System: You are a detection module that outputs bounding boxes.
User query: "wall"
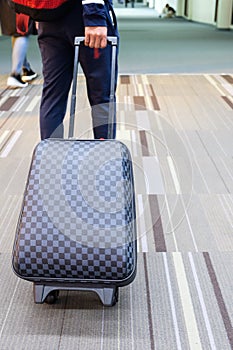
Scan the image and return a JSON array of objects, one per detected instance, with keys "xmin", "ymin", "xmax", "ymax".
[
  {"xmin": 189, "ymin": 0, "xmax": 216, "ymax": 24},
  {"xmin": 216, "ymin": 0, "xmax": 233, "ymax": 28},
  {"xmin": 176, "ymin": 0, "xmax": 184, "ymax": 16}
]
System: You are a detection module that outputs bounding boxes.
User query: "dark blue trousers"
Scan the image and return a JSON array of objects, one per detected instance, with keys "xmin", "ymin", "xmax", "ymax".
[{"xmin": 38, "ymin": 1, "xmax": 119, "ymax": 140}]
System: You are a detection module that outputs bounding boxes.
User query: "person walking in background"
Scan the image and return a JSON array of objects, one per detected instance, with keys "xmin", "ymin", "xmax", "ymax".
[
  {"xmin": 38, "ymin": 0, "xmax": 119, "ymax": 140},
  {"xmin": 124, "ymin": 0, "xmax": 135, "ymax": 8},
  {"xmin": 0, "ymin": 0, "xmax": 37, "ymax": 88}
]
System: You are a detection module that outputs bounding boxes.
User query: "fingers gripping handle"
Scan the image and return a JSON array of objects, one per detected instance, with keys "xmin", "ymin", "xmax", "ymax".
[
  {"xmin": 74, "ymin": 36, "xmax": 117, "ymax": 45},
  {"xmin": 68, "ymin": 36, "xmax": 118, "ymax": 139}
]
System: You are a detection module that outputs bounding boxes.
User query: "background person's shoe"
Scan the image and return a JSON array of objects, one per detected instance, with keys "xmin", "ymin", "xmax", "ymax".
[
  {"xmin": 7, "ymin": 74, "xmax": 28, "ymax": 88},
  {"xmin": 22, "ymin": 68, "xmax": 37, "ymax": 82}
]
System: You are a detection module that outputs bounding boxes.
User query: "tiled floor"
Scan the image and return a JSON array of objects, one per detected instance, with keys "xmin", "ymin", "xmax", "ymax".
[{"xmin": 0, "ymin": 73, "xmax": 233, "ymax": 349}]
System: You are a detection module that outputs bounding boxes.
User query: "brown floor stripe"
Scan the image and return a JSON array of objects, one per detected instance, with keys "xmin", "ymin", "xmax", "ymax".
[
  {"xmin": 139, "ymin": 130, "xmax": 150, "ymax": 156},
  {"xmin": 222, "ymin": 96, "xmax": 233, "ymax": 110},
  {"xmin": 222, "ymin": 75, "xmax": 233, "ymax": 84},
  {"xmin": 149, "ymin": 84, "xmax": 160, "ymax": 110},
  {"xmin": 120, "ymin": 75, "xmax": 130, "ymax": 84},
  {"xmin": 143, "ymin": 253, "xmax": 155, "ymax": 350},
  {"xmin": 0, "ymin": 96, "xmax": 19, "ymax": 111},
  {"xmin": 134, "ymin": 96, "xmax": 146, "ymax": 110},
  {"xmin": 149, "ymin": 195, "xmax": 166, "ymax": 252},
  {"xmin": 203, "ymin": 252, "xmax": 233, "ymax": 348}
]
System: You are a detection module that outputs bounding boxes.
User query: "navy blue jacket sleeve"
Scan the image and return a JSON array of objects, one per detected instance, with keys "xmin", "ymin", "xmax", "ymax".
[{"xmin": 82, "ymin": 0, "xmax": 107, "ymax": 27}]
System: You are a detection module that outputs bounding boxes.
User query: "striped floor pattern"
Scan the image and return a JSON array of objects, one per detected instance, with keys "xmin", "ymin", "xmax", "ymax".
[{"xmin": 0, "ymin": 73, "xmax": 232, "ymax": 350}]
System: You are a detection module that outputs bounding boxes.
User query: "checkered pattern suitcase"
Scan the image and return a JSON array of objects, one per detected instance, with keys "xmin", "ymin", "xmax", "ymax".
[{"xmin": 12, "ymin": 37, "xmax": 137, "ymax": 306}]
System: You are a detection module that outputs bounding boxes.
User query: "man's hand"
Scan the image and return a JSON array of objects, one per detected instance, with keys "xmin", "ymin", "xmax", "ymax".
[{"xmin": 85, "ymin": 26, "xmax": 107, "ymax": 49}]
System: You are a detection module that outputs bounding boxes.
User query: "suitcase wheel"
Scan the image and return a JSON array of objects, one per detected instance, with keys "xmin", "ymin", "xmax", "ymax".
[
  {"xmin": 45, "ymin": 290, "xmax": 59, "ymax": 304},
  {"xmin": 111, "ymin": 287, "xmax": 119, "ymax": 306}
]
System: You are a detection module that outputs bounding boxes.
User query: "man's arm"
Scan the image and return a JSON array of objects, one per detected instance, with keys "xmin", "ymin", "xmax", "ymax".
[
  {"xmin": 82, "ymin": 0, "xmax": 108, "ymax": 49},
  {"xmin": 85, "ymin": 26, "xmax": 107, "ymax": 48}
]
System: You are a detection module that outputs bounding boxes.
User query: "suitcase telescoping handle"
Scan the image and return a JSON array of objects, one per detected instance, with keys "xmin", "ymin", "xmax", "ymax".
[{"xmin": 69, "ymin": 36, "xmax": 118, "ymax": 139}]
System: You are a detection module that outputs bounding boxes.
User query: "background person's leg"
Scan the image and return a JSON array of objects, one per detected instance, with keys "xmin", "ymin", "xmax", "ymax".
[
  {"xmin": 7, "ymin": 36, "xmax": 29, "ymax": 88},
  {"xmin": 11, "ymin": 36, "xmax": 29, "ymax": 75}
]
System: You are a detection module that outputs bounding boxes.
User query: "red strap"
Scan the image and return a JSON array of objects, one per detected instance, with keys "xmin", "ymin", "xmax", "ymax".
[
  {"xmin": 94, "ymin": 48, "xmax": 100, "ymax": 59},
  {"xmin": 16, "ymin": 13, "xmax": 30, "ymax": 36}
]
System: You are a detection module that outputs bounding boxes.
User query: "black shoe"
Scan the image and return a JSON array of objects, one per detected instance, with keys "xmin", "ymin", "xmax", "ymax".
[
  {"xmin": 22, "ymin": 68, "xmax": 37, "ymax": 82},
  {"xmin": 7, "ymin": 74, "xmax": 28, "ymax": 88}
]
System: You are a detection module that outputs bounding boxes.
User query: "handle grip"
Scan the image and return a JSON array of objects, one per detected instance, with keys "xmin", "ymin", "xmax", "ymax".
[{"xmin": 74, "ymin": 36, "xmax": 117, "ymax": 46}]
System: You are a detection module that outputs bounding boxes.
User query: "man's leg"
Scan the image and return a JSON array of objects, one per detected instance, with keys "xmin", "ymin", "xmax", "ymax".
[
  {"xmin": 38, "ymin": 24, "xmax": 74, "ymax": 140},
  {"xmin": 79, "ymin": 40, "xmax": 118, "ymax": 139},
  {"xmin": 79, "ymin": 1, "xmax": 119, "ymax": 139}
]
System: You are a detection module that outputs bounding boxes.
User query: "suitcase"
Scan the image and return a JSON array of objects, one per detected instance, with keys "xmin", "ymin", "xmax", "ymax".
[{"xmin": 12, "ymin": 37, "xmax": 137, "ymax": 307}]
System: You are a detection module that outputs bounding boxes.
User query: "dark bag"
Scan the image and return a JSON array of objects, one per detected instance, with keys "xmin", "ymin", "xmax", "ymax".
[
  {"xmin": 0, "ymin": 0, "xmax": 16, "ymax": 36},
  {"xmin": 9, "ymin": 0, "xmax": 76, "ymax": 22}
]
